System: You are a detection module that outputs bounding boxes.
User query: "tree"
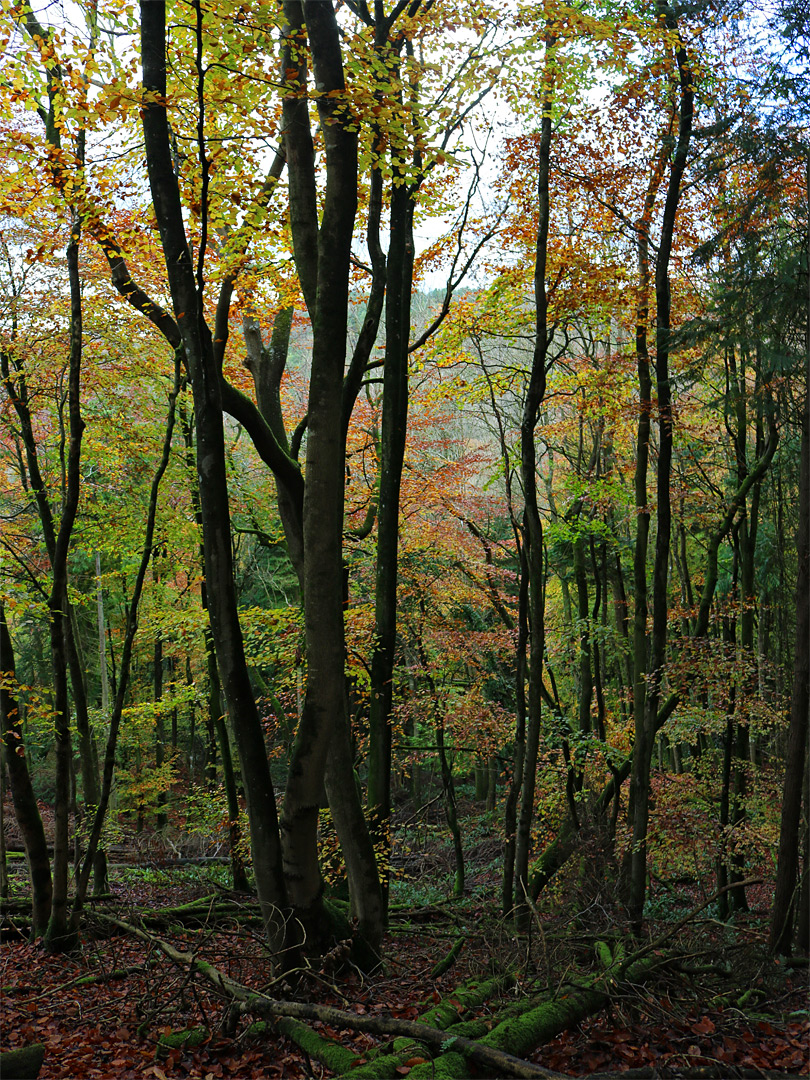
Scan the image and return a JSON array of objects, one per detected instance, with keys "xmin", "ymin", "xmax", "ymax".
[{"xmin": 770, "ymin": 163, "xmax": 809, "ymax": 954}]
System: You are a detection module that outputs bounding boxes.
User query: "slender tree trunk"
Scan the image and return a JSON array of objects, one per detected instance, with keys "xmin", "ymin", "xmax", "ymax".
[
  {"xmin": 0, "ymin": 602, "xmax": 53, "ymax": 936},
  {"xmin": 45, "ymin": 215, "xmax": 85, "ymax": 954},
  {"xmin": 0, "ymin": 749, "xmax": 7, "ymax": 900},
  {"xmin": 574, "ymin": 536, "xmax": 592, "ymax": 741},
  {"xmin": 717, "ymin": 605, "xmax": 737, "ymax": 922},
  {"xmin": 213, "ymin": 704, "xmax": 250, "ymax": 894},
  {"xmin": 621, "ymin": 101, "xmax": 672, "ymax": 903},
  {"xmin": 95, "ymin": 552, "xmax": 110, "ymax": 712},
  {"xmin": 513, "ymin": 27, "xmax": 554, "ymax": 929},
  {"xmin": 278, "ymin": 0, "xmax": 382, "ymax": 954},
  {"xmin": 368, "ymin": 172, "xmax": 414, "ymax": 916},
  {"xmin": 627, "ymin": 6, "xmax": 693, "ymax": 933},
  {"xmin": 140, "ymin": 0, "xmax": 288, "ymax": 952},
  {"xmin": 154, "ymin": 619, "xmax": 167, "ymax": 831},
  {"xmin": 182, "ymin": 407, "xmax": 248, "ymax": 892},
  {"xmin": 502, "ymin": 544, "xmax": 528, "ymax": 917},
  {"xmin": 770, "ymin": 199, "xmax": 810, "ymax": 951}
]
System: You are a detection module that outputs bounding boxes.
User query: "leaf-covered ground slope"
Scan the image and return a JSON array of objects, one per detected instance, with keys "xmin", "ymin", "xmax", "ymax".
[{"xmin": 2, "ymin": 793, "xmax": 808, "ymax": 1079}]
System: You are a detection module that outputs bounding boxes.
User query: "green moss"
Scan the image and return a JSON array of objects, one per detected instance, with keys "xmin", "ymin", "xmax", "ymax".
[
  {"xmin": 388, "ymin": 1019, "xmax": 488, "ymax": 1059},
  {"xmin": 274, "ymin": 1017, "xmax": 360, "ymax": 1073},
  {"xmin": 156, "ymin": 1027, "xmax": 209, "ymax": 1056},
  {"xmin": 246, "ymin": 1019, "xmax": 360, "ymax": 1073},
  {"xmin": 408, "ymin": 1051, "xmax": 468, "ymax": 1079},
  {"xmin": 0, "ymin": 1043, "xmax": 46, "ymax": 1079},
  {"xmin": 429, "ymin": 936, "xmax": 465, "ymax": 979}
]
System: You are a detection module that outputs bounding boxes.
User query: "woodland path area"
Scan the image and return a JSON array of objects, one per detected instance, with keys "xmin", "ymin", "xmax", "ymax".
[{"xmin": 1, "ymin": 793, "xmax": 807, "ymax": 1080}]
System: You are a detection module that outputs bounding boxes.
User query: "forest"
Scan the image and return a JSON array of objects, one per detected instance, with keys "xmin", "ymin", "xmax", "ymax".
[{"xmin": 0, "ymin": 0, "xmax": 808, "ymax": 1077}]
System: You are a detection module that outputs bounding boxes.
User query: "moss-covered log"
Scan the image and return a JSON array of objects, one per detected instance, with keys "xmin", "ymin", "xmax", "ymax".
[
  {"xmin": 407, "ymin": 956, "xmax": 664, "ymax": 1079},
  {"xmin": 429, "ymin": 934, "xmax": 465, "ymax": 978},
  {"xmin": 247, "ymin": 1018, "xmax": 360, "ymax": 1074},
  {"xmin": 0, "ymin": 1043, "xmax": 46, "ymax": 1079},
  {"xmin": 337, "ymin": 976, "xmax": 515, "ymax": 1078},
  {"xmin": 90, "ymin": 915, "xmax": 556, "ymax": 1080},
  {"xmin": 236, "ymin": 997, "xmax": 563, "ymax": 1079},
  {"xmin": 156, "ymin": 1027, "xmax": 209, "ymax": 1057}
]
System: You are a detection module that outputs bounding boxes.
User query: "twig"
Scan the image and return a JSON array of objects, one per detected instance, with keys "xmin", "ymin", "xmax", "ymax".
[
  {"xmin": 27, "ymin": 959, "xmax": 158, "ymax": 1001},
  {"xmin": 617, "ymin": 877, "xmax": 764, "ymax": 978}
]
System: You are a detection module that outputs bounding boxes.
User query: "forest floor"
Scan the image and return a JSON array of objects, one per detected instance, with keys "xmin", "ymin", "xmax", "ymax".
[{"xmin": 1, "ymin": 787, "xmax": 808, "ymax": 1079}]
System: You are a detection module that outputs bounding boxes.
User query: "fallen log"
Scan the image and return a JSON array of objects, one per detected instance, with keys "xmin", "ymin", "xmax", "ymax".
[
  {"xmin": 234, "ymin": 997, "xmax": 565, "ymax": 1079},
  {"xmin": 0, "ymin": 1043, "xmax": 45, "ymax": 1079},
  {"xmin": 429, "ymin": 934, "xmax": 465, "ymax": 979},
  {"xmin": 95, "ymin": 915, "xmax": 552, "ymax": 1077},
  {"xmin": 342, "ymin": 986, "xmax": 552, "ymax": 1079},
  {"xmin": 406, "ymin": 956, "xmax": 665, "ymax": 1080},
  {"xmin": 274, "ymin": 975, "xmax": 518, "ymax": 1079},
  {"xmin": 404, "ymin": 882, "xmax": 760, "ymax": 1080},
  {"xmin": 246, "ymin": 1017, "xmax": 361, "ymax": 1075}
]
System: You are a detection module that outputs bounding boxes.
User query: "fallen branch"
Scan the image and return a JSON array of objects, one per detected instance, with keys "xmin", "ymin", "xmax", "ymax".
[
  {"xmin": 429, "ymin": 934, "xmax": 465, "ymax": 979},
  {"xmin": 94, "ymin": 913, "xmax": 279, "ymax": 1000},
  {"xmin": 619, "ymin": 877, "xmax": 763, "ymax": 973},
  {"xmin": 29, "ymin": 959, "xmax": 158, "ymax": 1000},
  {"xmin": 405, "ymin": 955, "xmax": 669, "ymax": 1080},
  {"xmin": 235, "ymin": 997, "xmax": 565, "ymax": 1079},
  {"xmin": 95, "ymin": 915, "xmax": 553, "ymax": 1078}
]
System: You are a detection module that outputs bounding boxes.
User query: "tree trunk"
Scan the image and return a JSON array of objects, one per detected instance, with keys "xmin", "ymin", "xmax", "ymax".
[
  {"xmin": 211, "ymin": 677, "xmax": 251, "ymax": 895},
  {"xmin": 625, "ymin": 146, "xmax": 659, "ymax": 881},
  {"xmin": 770, "ymin": 220, "xmax": 809, "ymax": 952},
  {"xmin": 513, "ymin": 29, "xmax": 553, "ymax": 928},
  {"xmin": 368, "ymin": 167, "xmax": 414, "ymax": 916},
  {"xmin": 278, "ymin": 0, "xmax": 382, "ymax": 952},
  {"xmin": 139, "ymin": 0, "xmax": 288, "ymax": 952},
  {"xmin": 0, "ymin": 748, "xmax": 7, "ymax": 900},
  {"xmin": 154, "ymin": 621, "xmax": 167, "ymax": 831},
  {"xmin": 627, "ymin": 6, "xmax": 693, "ymax": 933},
  {"xmin": 45, "ymin": 216, "xmax": 85, "ymax": 955},
  {"xmin": 502, "ymin": 546, "xmax": 528, "ymax": 917},
  {"xmin": 0, "ymin": 601, "xmax": 52, "ymax": 937}
]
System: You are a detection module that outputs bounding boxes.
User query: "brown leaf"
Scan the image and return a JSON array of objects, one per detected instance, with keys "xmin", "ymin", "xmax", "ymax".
[{"xmin": 691, "ymin": 1017, "xmax": 716, "ymax": 1035}]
